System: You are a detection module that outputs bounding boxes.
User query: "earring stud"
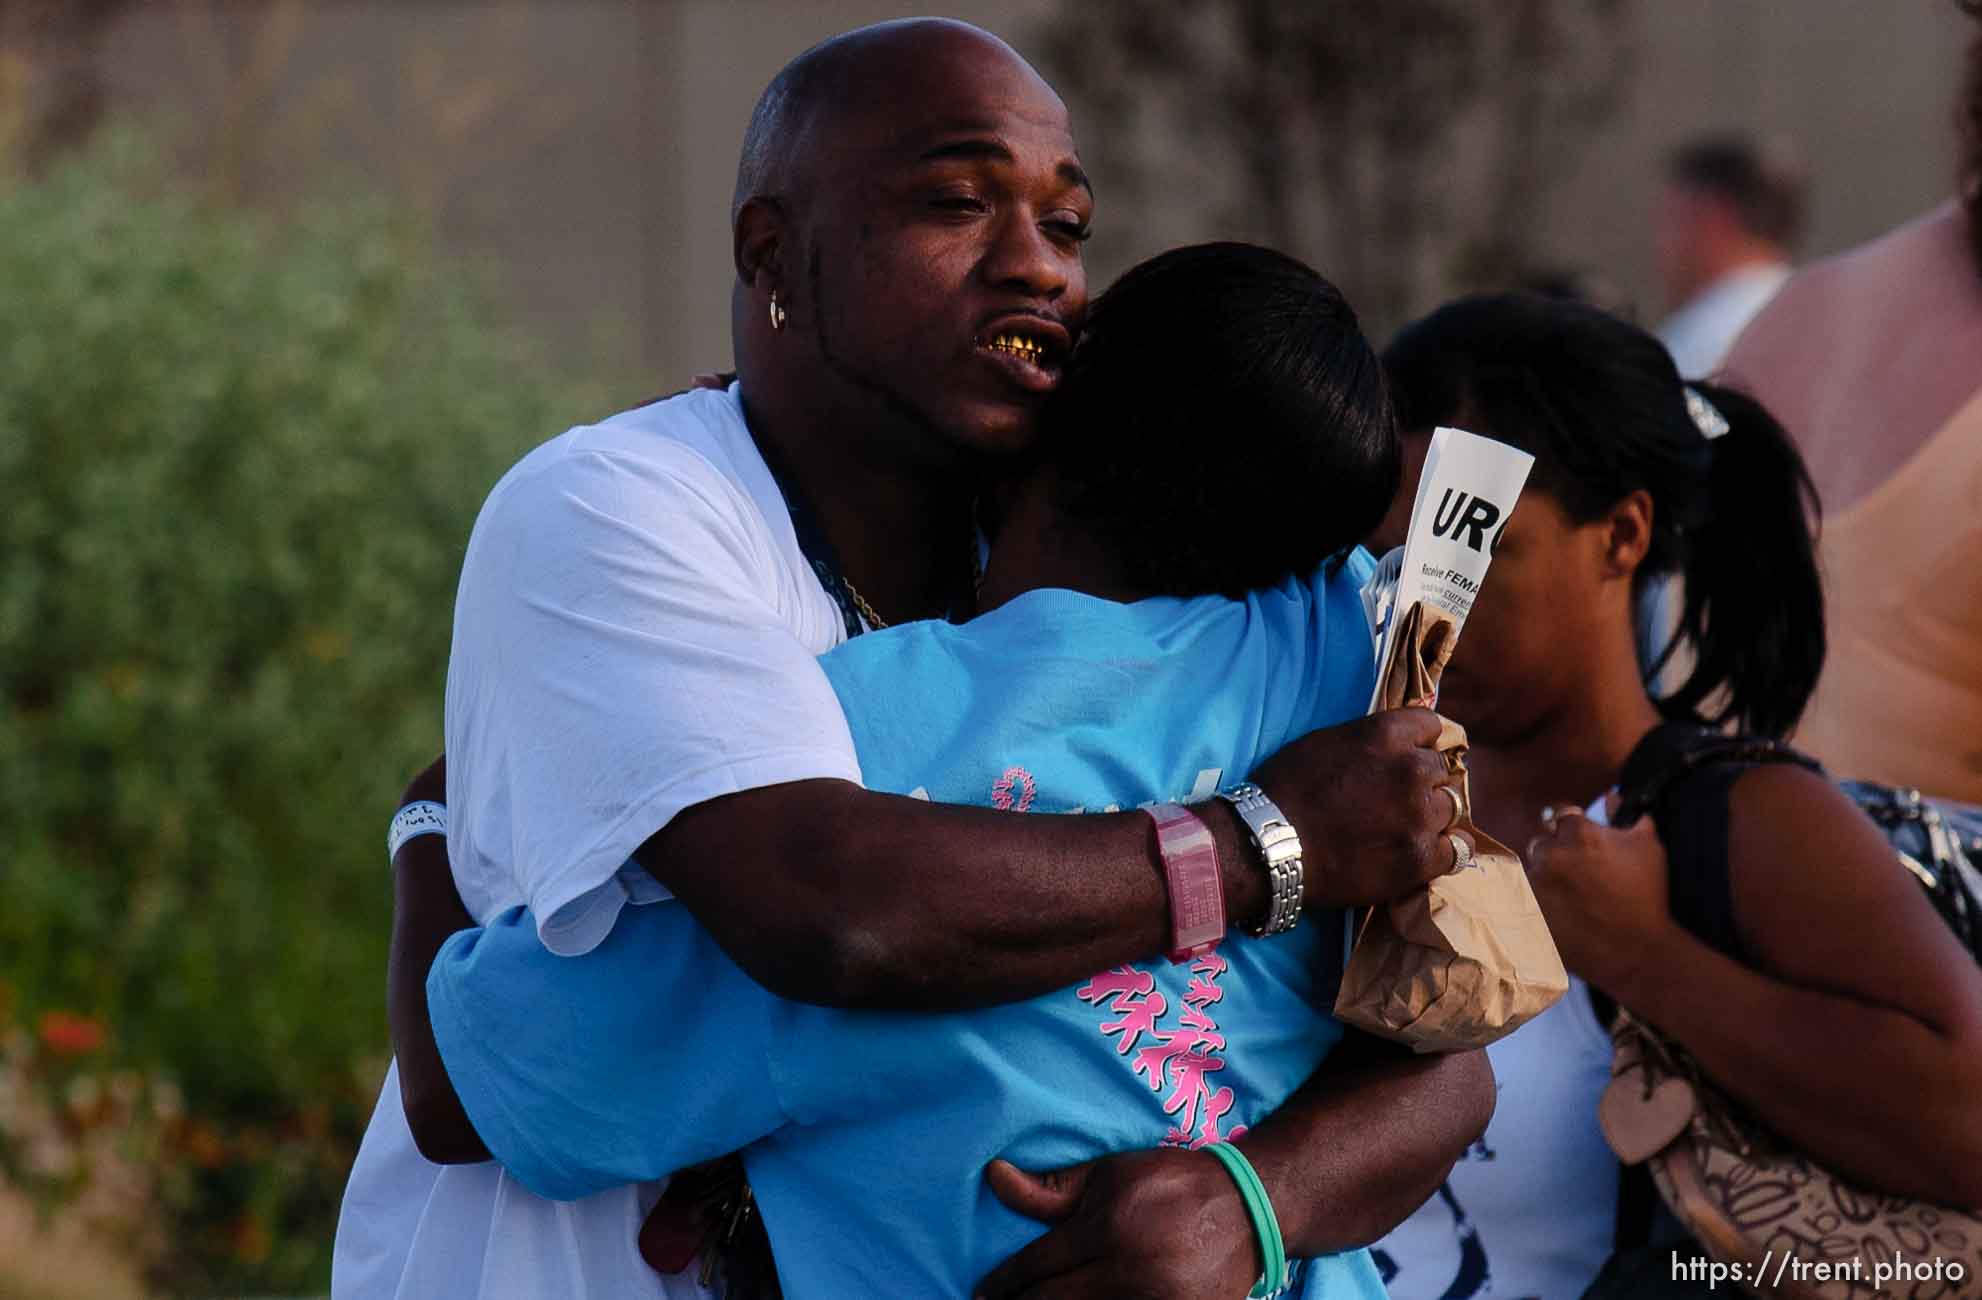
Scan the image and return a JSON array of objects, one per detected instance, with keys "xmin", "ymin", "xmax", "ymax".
[{"xmin": 769, "ymin": 291, "xmax": 787, "ymax": 332}]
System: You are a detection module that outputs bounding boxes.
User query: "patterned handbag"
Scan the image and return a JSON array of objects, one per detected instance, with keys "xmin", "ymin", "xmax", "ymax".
[
  {"xmin": 1601, "ymin": 1009, "xmax": 1982, "ymax": 1300},
  {"xmin": 1596, "ymin": 730, "xmax": 1982, "ymax": 1299}
]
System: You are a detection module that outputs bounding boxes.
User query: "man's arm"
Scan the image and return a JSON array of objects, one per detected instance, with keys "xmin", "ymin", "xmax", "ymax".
[
  {"xmin": 976, "ymin": 1033, "xmax": 1496, "ymax": 1300},
  {"xmin": 417, "ymin": 858, "xmax": 1495, "ymax": 1239},
  {"xmin": 385, "ymin": 757, "xmax": 490, "ymax": 1164},
  {"xmin": 390, "ymin": 709, "xmax": 1464, "ymax": 1156},
  {"xmin": 1239, "ymin": 1032, "xmax": 1495, "ymax": 1253},
  {"xmin": 441, "ymin": 437, "xmax": 1462, "ymax": 1007},
  {"xmin": 644, "ymin": 708, "xmax": 1463, "ymax": 1011}
]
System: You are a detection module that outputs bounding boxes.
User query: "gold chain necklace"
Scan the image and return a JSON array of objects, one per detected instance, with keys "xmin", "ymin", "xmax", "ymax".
[
  {"xmin": 843, "ymin": 581, "xmax": 892, "ymax": 634},
  {"xmin": 842, "ymin": 530, "xmax": 984, "ymax": 632}
]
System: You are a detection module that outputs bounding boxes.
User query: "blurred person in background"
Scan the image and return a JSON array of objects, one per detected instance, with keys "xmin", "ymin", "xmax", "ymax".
[
  {"xmin": 1723, "ymin": 1, "xmax": 1982, "ymax": 803},
  {"xmin": 1368, "ymin": 293, "xmax": 1982, "ymax": 1300},
  {"xmin": 337, "ymin": 19, "xmax": 1487, "ymax": 1300},
  {"xmin": 1640, "ymin": 134, "xmax": 1803, "ymax": 690},
  {"xmin": 1653, "ymin": 133, "xmax": 1805, "ymax": 380}
]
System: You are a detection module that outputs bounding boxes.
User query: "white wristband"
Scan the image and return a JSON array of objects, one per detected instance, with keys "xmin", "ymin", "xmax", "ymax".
[{"xmin": 387, "ymin": 800, "xmax": 447, "ymax": 865}]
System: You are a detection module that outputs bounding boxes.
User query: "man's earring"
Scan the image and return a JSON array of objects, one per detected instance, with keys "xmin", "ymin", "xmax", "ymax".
[{"xmin": 769, "ymin": 290, "xmax": 787, "ymax": 333}]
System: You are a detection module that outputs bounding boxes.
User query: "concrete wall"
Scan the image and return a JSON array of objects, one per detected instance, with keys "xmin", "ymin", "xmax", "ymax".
[
  {"xmin": 76, "ymin": 1, "xmax": 1975, "ymax": 385},
  {"xmin": 1543, "ymin": 0, "xmax": 1969, "ymax": 316}
]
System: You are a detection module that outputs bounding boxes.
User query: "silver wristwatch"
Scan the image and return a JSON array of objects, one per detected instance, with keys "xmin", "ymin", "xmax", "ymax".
[{"xmin": 1219, "ymin": 782, "xmax": 1304, "ymax": 937}]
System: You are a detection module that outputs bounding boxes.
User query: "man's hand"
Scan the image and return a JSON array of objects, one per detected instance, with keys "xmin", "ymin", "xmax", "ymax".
[
  {"xmin": 1249, "ymin": 708, "xmax": 1468, "ymax": 910},
  {"xmin": 976, "ymin": 1150, "xmax": 1259, "ymax": 1300},
  {"xmin": 976, "ymin": 1035, "xmax": 1495, "ymax": 1299}
]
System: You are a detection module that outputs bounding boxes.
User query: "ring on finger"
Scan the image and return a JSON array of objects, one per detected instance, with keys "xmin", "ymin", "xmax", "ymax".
[
  {"xmin": 1437, "ymin": 783, "xmax": 1466, "ymax": 830},
  {"xmin": 1539, "ymin": 804, "xmax": 1585, "ymax": 834},
  {"xmin": 1447, "ymin": 831, "xmax": 1475, "ymax": 870}
]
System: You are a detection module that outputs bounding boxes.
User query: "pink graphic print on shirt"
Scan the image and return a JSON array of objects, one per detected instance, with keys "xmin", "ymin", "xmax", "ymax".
[
  {"xmin": 1077, "ymin": 949, "xmax": 1246, "ymax": 1149},
  {"xmin": 991, "ymin": 766, "xmax": 1037, "ymax": 812},
  {"xmin": 991, "ymin": 765, "xmax": 1247, "ymax": 1148}
]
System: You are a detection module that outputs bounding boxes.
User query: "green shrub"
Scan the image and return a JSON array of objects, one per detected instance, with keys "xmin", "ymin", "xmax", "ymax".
[{"xmin": 0, "ymin": 135, "xmax": 621, "ymax": 1294}]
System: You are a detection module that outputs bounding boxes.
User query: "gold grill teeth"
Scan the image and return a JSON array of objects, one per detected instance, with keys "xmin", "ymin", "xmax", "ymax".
[{"xmin": 988, "ymin": 333, "xmax": 1045, "ymax": 360}]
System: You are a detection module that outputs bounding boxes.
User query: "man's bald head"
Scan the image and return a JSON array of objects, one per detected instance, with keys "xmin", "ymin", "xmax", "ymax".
[
  {"xmin": 731, "ymin": 19, "xmax": 1063, "ymax": 221},
  {"xmin": 729, "ymin": 19, "xmax": 1089, "ymax": 471}
]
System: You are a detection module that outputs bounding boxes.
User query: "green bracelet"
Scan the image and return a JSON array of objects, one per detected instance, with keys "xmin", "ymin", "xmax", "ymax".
[{"xmin": 1202, "ymin": 1141, "xmax": 1288, "ymax": 1297}]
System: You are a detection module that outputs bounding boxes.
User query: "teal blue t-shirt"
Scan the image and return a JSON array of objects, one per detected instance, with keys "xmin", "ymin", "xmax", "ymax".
[{"xmin": 430, "ymin": 554, "xmax": 1388, "ymax": 1300}]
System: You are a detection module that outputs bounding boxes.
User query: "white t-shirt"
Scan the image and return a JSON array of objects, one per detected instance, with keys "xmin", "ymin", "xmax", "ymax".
[
  {"xmin": 1655, "ymin": 262, "xmax": 1791, "ymax": 381},
  {"xmin": 1372, "ymin": 798, "xmax": 1622, "ymax": 1300},
  {"xmin": 445, "ymin": 382, "xmax": 861, "ymax": 952},
  {"xmin": 332, "ymin": 384, "xmax": 861, "ymax": 1300}
]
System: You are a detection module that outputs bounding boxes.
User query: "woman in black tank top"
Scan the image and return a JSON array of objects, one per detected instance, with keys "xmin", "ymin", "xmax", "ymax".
[{"xmin": 1377, "ymin": 294, "xmax": 1982, "ymax": 1294}]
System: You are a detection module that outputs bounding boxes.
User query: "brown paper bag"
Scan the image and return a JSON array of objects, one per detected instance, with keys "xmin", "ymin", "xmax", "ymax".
[{"xmin": 1332, "ymin": 601, "xmax": 1569, "ymax": 1053}]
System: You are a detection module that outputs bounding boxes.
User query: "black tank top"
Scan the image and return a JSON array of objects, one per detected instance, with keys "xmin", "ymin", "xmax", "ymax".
[{"xmin": 1599, "ymin": 722, "xmax": 1819, "ymax": 1249}]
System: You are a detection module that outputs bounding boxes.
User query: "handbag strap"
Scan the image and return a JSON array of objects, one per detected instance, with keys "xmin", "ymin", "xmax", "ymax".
[
  {"xmin": 1612, "ymin": 723, "xmax": 1823, "ymax": 830},
  {"xmin": 1603, "ymin": 723, "xmax": 1819, "ymax": 1253}
]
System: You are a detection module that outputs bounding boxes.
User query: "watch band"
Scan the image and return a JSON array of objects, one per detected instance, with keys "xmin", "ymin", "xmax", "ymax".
[
  {"xmin": 387, "ymin": 800, "xmax": 448, "ymax": 866},
  {"xmin": 1219, "ymin": 783, "xmax": 1304, "ymax": 937},
  {"xmin": 1145, "ymin": 803, "xmax": 1226, "ymax": 963}
]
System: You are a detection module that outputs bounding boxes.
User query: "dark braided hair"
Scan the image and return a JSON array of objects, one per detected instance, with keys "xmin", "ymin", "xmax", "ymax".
[{"xmin": 1040, "ymin": 242, "xmax": 1398, "ymax": 599}]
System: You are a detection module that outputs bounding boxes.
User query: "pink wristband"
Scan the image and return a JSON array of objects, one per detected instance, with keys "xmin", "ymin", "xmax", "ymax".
[{"xmin": 1147, "ymin": 803, "xmax": 1225, "ymax": 964}]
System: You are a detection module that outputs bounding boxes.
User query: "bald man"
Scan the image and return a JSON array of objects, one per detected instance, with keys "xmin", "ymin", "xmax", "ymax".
[{"xmin": 334, "ymin": 21, "xmax": 1488, "ymax": 1300}]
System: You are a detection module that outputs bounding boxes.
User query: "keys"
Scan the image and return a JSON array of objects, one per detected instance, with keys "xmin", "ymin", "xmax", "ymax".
[{"xmin": 700, "ymin": 1181, "xmax": 758, "ymax": 1286}]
